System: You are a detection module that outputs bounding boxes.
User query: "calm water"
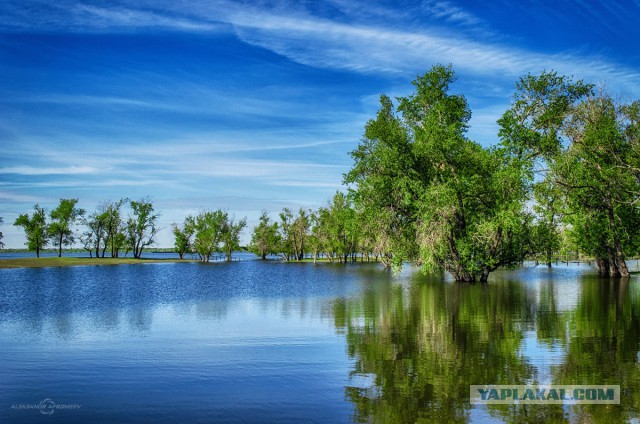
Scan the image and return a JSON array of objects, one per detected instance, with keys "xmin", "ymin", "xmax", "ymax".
[{"xmin": 0, "ymin": 261, "xmax": 639, "ymax": 423}]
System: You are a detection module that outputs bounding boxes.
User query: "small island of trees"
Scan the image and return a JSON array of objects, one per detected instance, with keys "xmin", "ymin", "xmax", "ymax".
[{"xmin": 3, "ymin": 65, "xmax": 639, "ymax": 282}]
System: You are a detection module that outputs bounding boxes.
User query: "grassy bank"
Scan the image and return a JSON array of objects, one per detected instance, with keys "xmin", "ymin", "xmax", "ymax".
[{"xmin": 0, "ymin": 257, "xmax": 196, "ymax": 269}]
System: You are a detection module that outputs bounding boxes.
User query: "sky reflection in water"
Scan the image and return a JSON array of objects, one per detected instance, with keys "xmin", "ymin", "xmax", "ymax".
[{"xmin": 0, "ymin": 261, "xmax": 638, "ymax": 423}]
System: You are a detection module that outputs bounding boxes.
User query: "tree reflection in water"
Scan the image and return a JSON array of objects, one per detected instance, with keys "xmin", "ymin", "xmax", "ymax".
[{"xmin": 335, "ymin": 270, "xmax": 640, "ymax": 423}]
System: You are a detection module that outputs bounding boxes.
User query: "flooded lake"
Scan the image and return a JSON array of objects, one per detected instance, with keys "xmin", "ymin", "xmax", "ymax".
[{"xmin": 1, "ymin": 260, "xmax": 638, "ymax": 423}]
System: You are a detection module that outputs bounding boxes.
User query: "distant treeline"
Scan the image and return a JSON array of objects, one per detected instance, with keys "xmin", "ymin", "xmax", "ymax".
[
  {"xmin": 3, "ymin": 65, "xmax": 639, "ymax": 281},
  {"xmin": 8, "ymin": 198, "xmax": 162, "ymax": 260}
]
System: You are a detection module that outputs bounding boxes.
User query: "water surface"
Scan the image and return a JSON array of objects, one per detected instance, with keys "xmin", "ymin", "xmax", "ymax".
[{"xmin": 1, "ymin": 261, "xmax": 638, "ymax": 423}]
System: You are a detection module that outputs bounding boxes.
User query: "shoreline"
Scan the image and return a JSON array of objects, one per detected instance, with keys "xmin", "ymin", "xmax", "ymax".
[{"xmin": 0, "ymin": 257, "xmax": 197, "ymax": 269}]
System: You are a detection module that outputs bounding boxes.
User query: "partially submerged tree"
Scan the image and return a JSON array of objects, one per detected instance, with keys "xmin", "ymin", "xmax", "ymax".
[
  {"xmin": 344, "ymin": 92, "xmax": 418, "ymax": 268},
  {"xmin": 278, "ymin": 208, "xmax": 311, "ymax": 261},
  {"xmin": 14, "ymin": 204, "xmax": 49, "ymax": 257},
  {"xmin": 47, "ymin": 198, "xmax": 85, "ymax": 257},
  {"xmin": 347, "ymin": 64, "xmax": 532, "ymax": 281},
  {"xmin": 499, "ymin": 72, "xmax": 639, "ymax": 277},
  {"xmin": 221, "ymin": 217, "xmax": 247, "ymax": 261},
  {"xmin": 318, "ymin": 191, "xmax": 358, "ymax": 263},
  {"xmin": 191, "ymin": 209, "xmax": 227, "ymax": 262},
  {"xmin": 250, "ymin": 211, "xmax": 280, "ymax": 260}
]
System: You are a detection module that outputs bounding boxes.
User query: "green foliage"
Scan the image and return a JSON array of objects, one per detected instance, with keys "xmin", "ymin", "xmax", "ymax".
[
  {"xmin": 14, "ymin": 204, "xmax": 49, "ymax": 257},
  {"xmin": 250, "ymin": 211, "xmax": 280, "ymax": 260},
  {"xmin": 347, "ymin": 64, "xmax": 531, "ymax": 281},
  {"xmin": 498, "ymin": 71, "xmax": 593, "ymax": 161},
  {"xmin": 278, "ymin": 207, "xmax": 311, "ymax": 261},
  {"xmin": 126, "ymin": 198, "xmax": 160, "ymax": 259},
  {"xmin": 345, "ymin": 91, "xmax": 419, "ymax": 267},
  {"xmin": 312, "ymin": 191, "xmax": 358, "ymax": 263},
  {"xmin": 80, "ymin": 199, "xmax": 127, "ymax": 258},
  {"xmin": 47, "ymin": 198, "xmax": 85, "ymax": 257},
  {"xmin": 102, "ymin": 199, "xmax": 127, "ymax": 258},
  {"xmin": 190, "ymin": 209, "xmax": 227, "ymax": 262},
  {"xmin": 501, "ymin": 72, "xmax": 639, "ymax": 277},
  {"xmin": 530, "ymin": 181, "xmax": 563, "ymax": 266},
  {"xmin": 172, "ymin": 218, "xmax": 195, "ymax": 260},
  {"xmin": 221, "ymin": 216, "xmax": 247, "ymax": 261}
]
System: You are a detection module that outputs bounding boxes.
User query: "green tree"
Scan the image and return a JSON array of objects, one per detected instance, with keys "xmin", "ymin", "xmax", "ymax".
[
  {"xmin": 82, "ymin": 207, "xmax": 108, "ymax": 258},
  {"xmin": 559, "ymin": 94, "xmax": 639, "ymax": 276},
  {"xmin": 311, "ymin": 206, "xmax": 333, "ymax": 261},
  {"xmin": 172, "ymin": 216, "xmax": 195, "ymax": 259},
  {"xmin": 47, "ymin": 198, "xmax": 85, "ymax": 257},
  {"xmin": 347, "ymin": 64, "xmax": 531, "ymax": 281},
  {"xmin": 499, "ymin": 72, "xmax": 639, "ymax": 277},
  {"xmin": 126, "ymin": 198, "xmax": 160, "ymax": 259},
  {"xmin": 191, "ymin": 209, "xmax": 227, "ymax": 262},
  {"xmin": 250, "ymin": 211, "xmax": 280, "ymax": 260},
  {"xmin": 278, "ymin": 207, "xmax": 310, "ymax": 261},
  {"xmin": 221, "ymin": 216, "xmax": 247, "ymax": 261},
  {"xmin": 344, "ymin": 93, "xmax": 418, "ymax": 268},
  {"xmin": 531, "ymin": 182, "xmax": 562, "ymax": 267},
  {"xmin": 320, "ymin": 191, "xmax": 358, "ymax": 263},
  {"xmin": 103, "ymin": 199, "xmax": 127, "ymax": 258},
  {"xmin": 14, "ymin": 204, "xmax": 48, "ymax": 257}
]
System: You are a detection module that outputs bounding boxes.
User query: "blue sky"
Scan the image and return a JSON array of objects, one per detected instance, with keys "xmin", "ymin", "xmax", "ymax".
[{"xmin": 1, "ymin": 0, "xmax": 639, "ymax": 248}]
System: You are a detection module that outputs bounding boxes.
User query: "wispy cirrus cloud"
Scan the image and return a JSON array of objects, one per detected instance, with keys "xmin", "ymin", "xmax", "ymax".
[
  {"xmin": 221, "ymin": 7, "xmax": 640, "ymax": 95},
  {"xmin": 0, "ymin": 165, "xmax": 99, "ymax": 175},
  {"xmin": 2, "ymin": 1, "xmax": 638, "ymax": 95}
]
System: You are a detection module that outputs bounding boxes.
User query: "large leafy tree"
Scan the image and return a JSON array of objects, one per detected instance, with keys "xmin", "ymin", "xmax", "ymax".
[
  {"xmin": 14, "ymin": 204, "xmax": 49, "ymax": 257},
  {"xmin": 47, "ymin": 198, "xmax": 85, "ymax": 257},
  {"xmin": 499, "ymin": 72, "xmax": 639, "ymax": 277},
  {"xmin": 345, "ymin": 93, "xmax": 418, "ymax": 268},
  {"xmin": 126, "ymin": 198, "xmax": 160, "ymax": 259},
  {"xmin": 347, "ymin": 64, "xmax": 531, "ymax": 281}
]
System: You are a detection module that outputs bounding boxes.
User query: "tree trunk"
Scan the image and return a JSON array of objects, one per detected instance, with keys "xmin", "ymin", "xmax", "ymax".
[
  {"xmin": 613, "ymin": 237, "xmax": 630, "ymax": 277},
  {"xmin": 605, "ymin": 203, "xmax": 628, "ymax": 277},
  {"xmin": 596, "ymin": 257, "xmax": 609, "ymax": 275},
  {"xmin": 607, "ymin": 247, "xmax": 620, "ymax": 277},
  {"xmin": 58, "ymin": 234, "xmax": 63, "ymax": 257},
  {"xmin": 480, "ymin": 268, "xmax": 491, "ymax": 283}
]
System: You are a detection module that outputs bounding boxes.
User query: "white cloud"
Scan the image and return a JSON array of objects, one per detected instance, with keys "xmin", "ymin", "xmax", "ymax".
[
  {"xmin": 0, "ymin": 190, "xmax": 43, "ymax": 203},
  {"xmin": 4, "ymin": 1, "xmax": 638, "ymax": 95},
  {"xmin": 223, "ymin": 9, "xmax": 640, "ymax": 94},
  {"xmin": 0, "ymin": 165, "xmax": 99, "ymax": 175}
]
